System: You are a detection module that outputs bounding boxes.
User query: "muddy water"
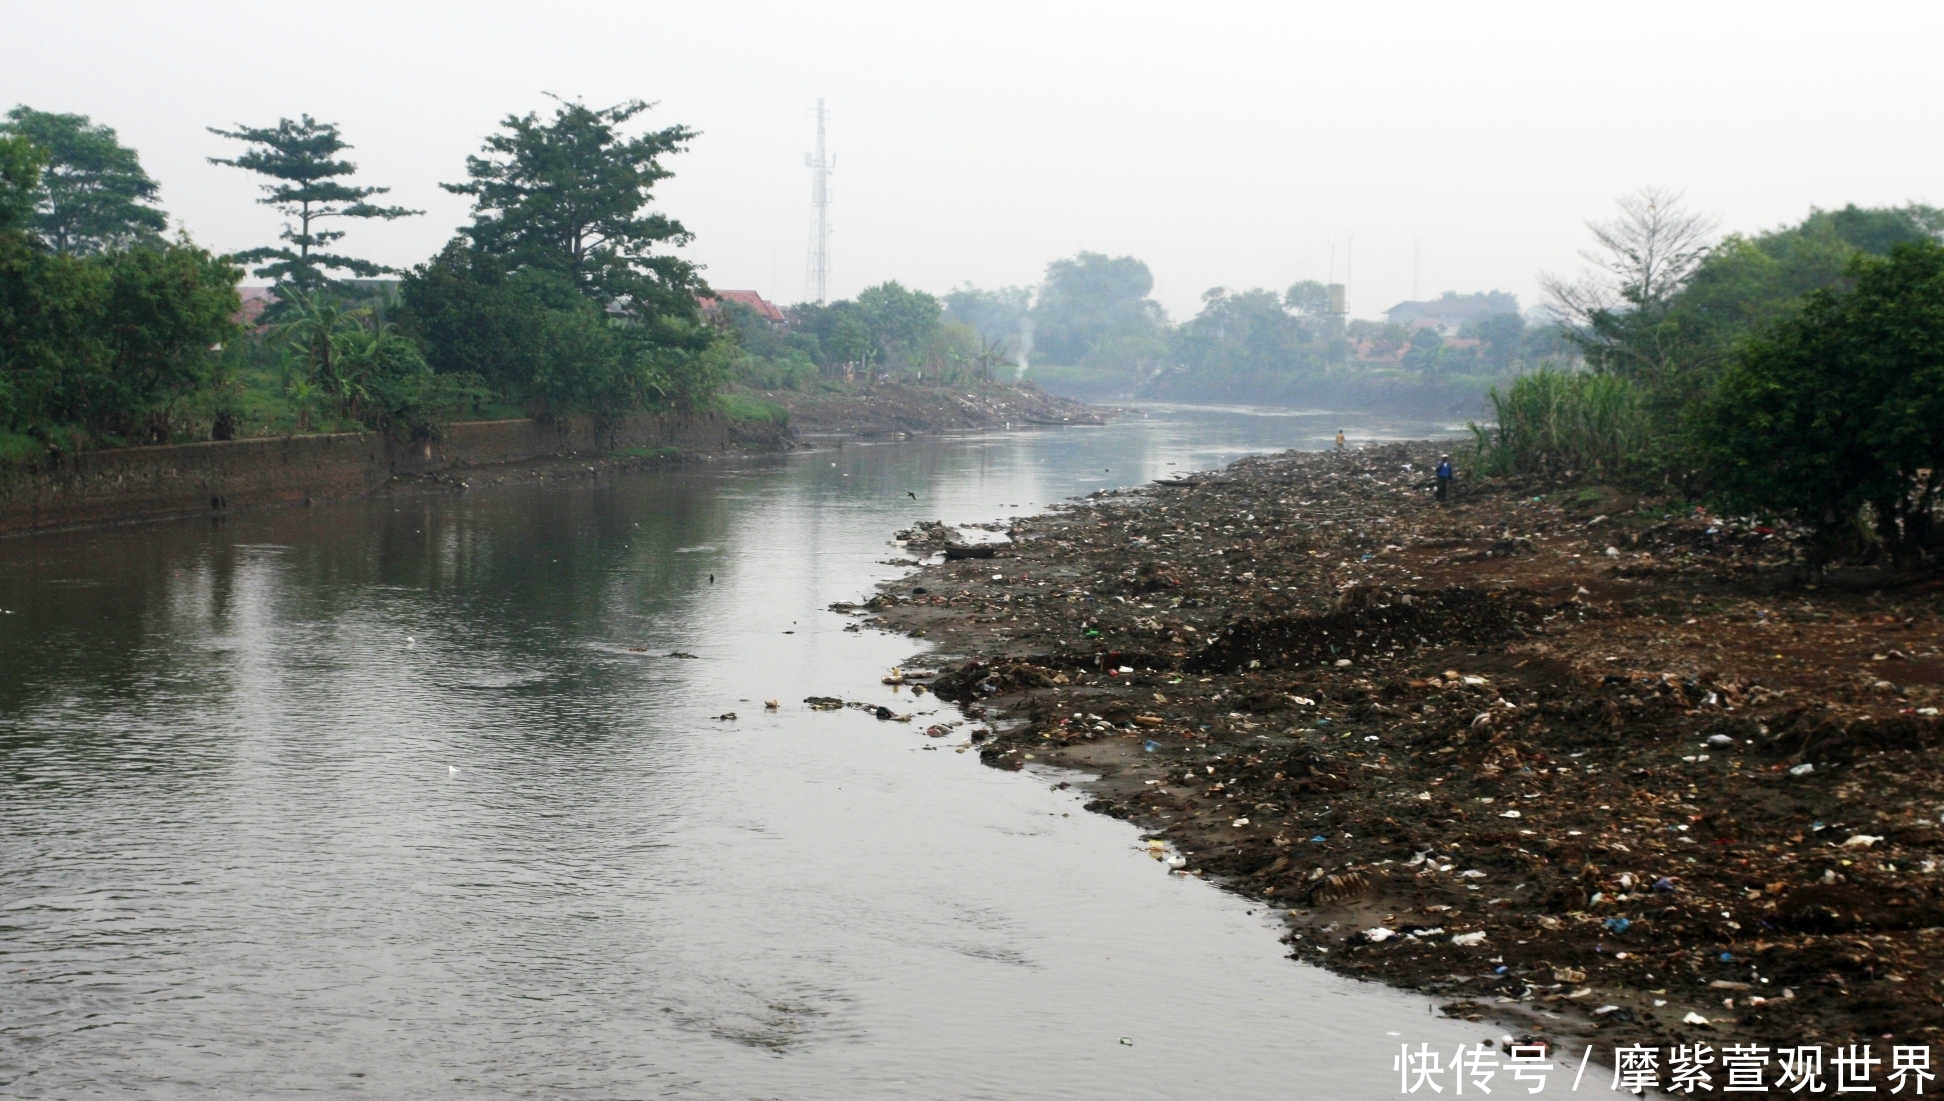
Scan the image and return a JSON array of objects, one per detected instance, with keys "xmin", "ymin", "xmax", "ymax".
[{"xmin": 1, "ymin": 409, "xmax": 1601, "ymax": 1098}]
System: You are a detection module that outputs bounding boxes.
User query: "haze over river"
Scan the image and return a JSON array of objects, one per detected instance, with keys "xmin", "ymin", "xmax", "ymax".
[{"xmin": 3, "ymin": 407, "xmax": 1597, "ymax": 1099}]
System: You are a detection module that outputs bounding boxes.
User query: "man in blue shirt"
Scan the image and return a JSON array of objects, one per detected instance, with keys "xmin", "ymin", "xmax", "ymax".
[{"xmin": 1435, "ymin": 454, "xmax": 1453, "ymax": 502}]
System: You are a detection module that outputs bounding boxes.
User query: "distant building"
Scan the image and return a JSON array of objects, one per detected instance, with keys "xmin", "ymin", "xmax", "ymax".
[
  {"xmin": 1384, "ymin": 290, "xmax": 1519, "ymax": 335},
  {"xmin": 698, "ymin": 289, "xmax": 788, "ymax": 326},
  {"xmin": 236, "ymin": 286, "xmax": 277, "ymax": 331}
]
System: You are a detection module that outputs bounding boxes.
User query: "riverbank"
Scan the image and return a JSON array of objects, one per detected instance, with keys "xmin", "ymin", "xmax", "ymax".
[
  {"xmin": 0, "ymin": 381, "xmax": 1103, "ymax": 536},
  {"xmin": 861, "ymin": 442, "xmax": 1944, "ymax": 1066},
  {"xmin": 757, "ymin": 379, "xmax": 1107, "ymax": 438}
]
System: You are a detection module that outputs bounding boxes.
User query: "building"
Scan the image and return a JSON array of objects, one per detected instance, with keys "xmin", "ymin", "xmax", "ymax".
[{"xmin": 698, "ymin": 289, "xmax": 787, "ymax": 326}]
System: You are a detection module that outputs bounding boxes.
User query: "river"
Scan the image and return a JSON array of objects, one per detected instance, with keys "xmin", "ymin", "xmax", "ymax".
[{"xmin": 2, "ymin": 406, "xmax": 1609, "ymax": 1099}]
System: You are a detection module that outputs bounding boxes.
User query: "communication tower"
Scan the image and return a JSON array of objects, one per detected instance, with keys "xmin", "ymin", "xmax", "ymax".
[{"xmin": 804, "ymin": 98, "xmax": 833, "ymax": 304}]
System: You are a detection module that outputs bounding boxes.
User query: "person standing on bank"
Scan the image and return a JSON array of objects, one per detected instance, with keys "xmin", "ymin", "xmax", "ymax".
[
  {"xmin": 1435, "ymin": 454, "xmax": 1454, "ymax": 502},
  {"xmin": 1335, "ymin": 429, "xmax": 1346, "ymax": 452}
]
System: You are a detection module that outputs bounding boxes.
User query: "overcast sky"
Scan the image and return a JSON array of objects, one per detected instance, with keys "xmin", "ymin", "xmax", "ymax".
[{"xmin": 8, "ymin": 0, "xmax": 1942, "ymax": 322}]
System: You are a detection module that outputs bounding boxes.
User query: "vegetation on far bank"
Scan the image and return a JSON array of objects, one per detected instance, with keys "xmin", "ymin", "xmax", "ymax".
[{"xmin": 2, "ymin": 102, "xmax": 1939, "ymax": 566}]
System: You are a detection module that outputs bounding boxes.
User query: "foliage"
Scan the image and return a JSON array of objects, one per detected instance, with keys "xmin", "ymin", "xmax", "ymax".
[
  {"xmin": 428, "ymin": 97, "xmax": 717, "ymax": 412},
  {"xmin": 1030, "ymin": 252, "xmax": 1168, "ymax": 370},
  {"xmin": 1166, "ymin": 287, "xmax": 1315, "ymax": 399},
  {"xmin": 1, "ymin": 106, "xmax": 168, "ymax": 255},
  {"xmin": 1543, "ymin": 187, "xmax": 1717, "ymax": 379},
  {"xmin": 400, "ymin": 236, "xmax": 712, "ymax": 416},
  {"xmin": 444, "ymin": 96, "xmax": 700, "ymax": 316},
  {"xmin": 714, "ymin": 391, "xmax": 789, "ymax": 425},
  {"xmin": 0, "ymin": 134, "xmax": 47, "ymax": 233},
  {"xmin": 855, "ymin": 281, "xmax": 943, "ymax": 373},
  {"xmin": 943, "ymin": 284, "xmax": 1031, "ymax": 353},
  {"xmin": 268, "ymin": 290, "xmax": 430, "ymax": 426},
  {"xmin": 207, "ymin": 115, "xmax": 419, "ymax": 295},
  {"xmin": 1698, "ymin": 241, "xmax": 1944, "ymax": 564},
  {"xmin": 1468, "ymin": 367, "xmax": 1653, "ymax": 479},
  {"xmin": 0, "ymin": 232, "xmax": 239, "ymax": 440}
]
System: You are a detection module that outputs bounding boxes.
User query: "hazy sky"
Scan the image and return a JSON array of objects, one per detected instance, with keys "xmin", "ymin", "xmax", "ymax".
[{"xmin": 8, "ymin": 0, "xmax": 1941, "ymax": 322}]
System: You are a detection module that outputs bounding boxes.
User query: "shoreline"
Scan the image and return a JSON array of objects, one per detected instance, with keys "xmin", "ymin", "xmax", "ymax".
[
  {"xmin": 862, "ymin": 441, "xmax": 1944, "ymax": 1068},
  {"xmin": 0, "ymin": 381, "xmax": 1103, "ymax": 538}
]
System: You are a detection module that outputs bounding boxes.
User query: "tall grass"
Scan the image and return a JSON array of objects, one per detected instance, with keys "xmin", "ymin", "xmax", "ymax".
[
  {"xmin": 715, "ymin": 392, "xmax": 790, "ymax": 425},
  {"xmin": 1469, "ymin": 368, "xmax": 1655, "ymax": 479}
]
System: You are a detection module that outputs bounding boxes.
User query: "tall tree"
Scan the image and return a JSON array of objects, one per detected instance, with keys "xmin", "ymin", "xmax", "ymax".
[
  {"xmin": 207, "ymin": 115, "xmax": 419, "ymax": 294},
  {"xmin": 443, "ymin": 96, "xmax": 700, "ymax": 315},
  {"xmin": 1030, "ymin": 252, "xmax": 1167, "ymax": 368},
  {"xmin": 1542, "ymin": 187, "xmax": 1716, "ymax": 378},
  {"xmin": 1, "ymin": 107, "xmax": 168, "ymax": 255},
  {"xmin": 0, "ymin": 134, "xmax": 45, "ymax": 234}
]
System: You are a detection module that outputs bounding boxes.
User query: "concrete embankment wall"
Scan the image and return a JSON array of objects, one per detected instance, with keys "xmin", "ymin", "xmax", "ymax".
[{"xmin": 0, "ymin": 412, "xmax": 784, "ymax": 536}]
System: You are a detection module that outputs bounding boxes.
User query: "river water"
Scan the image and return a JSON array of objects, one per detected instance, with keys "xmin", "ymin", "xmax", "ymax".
[{"xmin": 2, "ymin": 407, "xmax": 1606, "ymax": 1099}]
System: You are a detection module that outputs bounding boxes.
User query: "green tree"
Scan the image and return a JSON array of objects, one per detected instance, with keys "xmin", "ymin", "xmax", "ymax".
[
  {"xmin": 1699, "ymin": 241, "xmax": 1944, "ymax": 565},
  {"xmin": 0, "ymin": 134, "xmax": 46, "ymax": 233},
  {"xmin": 1031, "ymin": 252, "xmax": 1167, "ymax": 368},
  {"xmin": 1170, "ymin": 287, "xmax": 1313, "ymax": 395},
  {"xmin": 2, "ymin": 107, "xmax": 168, "ymax": 255},
  {"xmin": 207, "ymin": 115, "xmax": 419, "ymax": 294},
  {"xmin": 444, "ymin": 96, "xmax": 700, "ymax": 315},
  {"xmin": 787, "ymin": 299, "xmax": 873, "ymax": 376},
  {"xmin": 0, "ymin": 234, "xmax": 236, "ymax": 439},
  {"xmin": 856, "ymin": 280, "xmax": 942, "ymax": 374}
]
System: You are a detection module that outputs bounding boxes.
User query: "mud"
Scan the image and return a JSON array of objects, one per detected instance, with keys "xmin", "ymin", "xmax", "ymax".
[{"xmin": 856, "ymin": 442, "xmax": 1944, "ymax": 1075}]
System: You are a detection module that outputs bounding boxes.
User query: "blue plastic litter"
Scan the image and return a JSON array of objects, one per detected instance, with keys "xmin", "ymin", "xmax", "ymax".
[
  {"xmin": 1653, "ymin": 877, "xmax": 1675, "ymax": 892},
  {"xmin": 1718, "ymin": 952, "xmax": 1734, "ymax": 962},
  {"xmin": 1143, "ymin": 739, "xmax": 1161, "ymax": 753},
  {"xmin": 1604, "ymin": 917, "xmax": 1631, "ymax": 934}
]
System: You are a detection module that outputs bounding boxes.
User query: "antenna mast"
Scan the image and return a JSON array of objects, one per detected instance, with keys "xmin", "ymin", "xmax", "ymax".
[{"xmin": 805, "ymin": 98, "xmax": 833, "ymax": 304}]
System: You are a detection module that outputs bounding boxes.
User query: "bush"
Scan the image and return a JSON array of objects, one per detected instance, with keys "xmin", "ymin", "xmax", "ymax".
[
  {"xmin": 715, "ymin": 392, "xmax": 789, "ymax": 425},
  {"xmin": 1469, "ymin": 367, "xmax": 1655, "ymax": 479}
]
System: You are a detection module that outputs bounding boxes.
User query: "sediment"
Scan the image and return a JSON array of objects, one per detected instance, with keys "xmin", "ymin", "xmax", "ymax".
[{"xmin": 857, "ymin": 441, "xmax": 1944, "ymax": 1068}]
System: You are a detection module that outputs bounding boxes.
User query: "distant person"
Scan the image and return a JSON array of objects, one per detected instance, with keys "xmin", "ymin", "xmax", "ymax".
[
  {"xmin": 1435, "ymin": 454, "xmax": 1454, "ymax": 502},
  {"xmin": 1335, "ymin": 429, "xmax": 1345, "ymax": 452}
]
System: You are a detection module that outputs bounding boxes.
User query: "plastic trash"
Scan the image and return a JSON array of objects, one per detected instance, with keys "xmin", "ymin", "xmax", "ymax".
[
  {"xmin": 1143, "ymin": 739, "xmax": 1161, "ymax": 753},
  {"xmin": 1789, "ymin": 762, "xmax": 1815, "ymax": 777},
  {"xmin": 1451, "ymin": 931, "xmax": 1487, "ymax": 946},
  {"xmin": 1604, "ymin": 917, "xmax": 1631, "ymax": 934}
]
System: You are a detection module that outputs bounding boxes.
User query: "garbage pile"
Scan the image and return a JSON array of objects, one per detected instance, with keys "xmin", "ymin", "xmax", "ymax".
[{"xmin": 862, "ymin": 442, "xmax": 1944, "ymax": 1057}]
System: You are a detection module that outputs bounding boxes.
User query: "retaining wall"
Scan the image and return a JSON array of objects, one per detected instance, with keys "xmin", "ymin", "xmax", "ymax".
[{"xmin": 0, "ymin": 412, "xmax": 783, "ymax": 535}]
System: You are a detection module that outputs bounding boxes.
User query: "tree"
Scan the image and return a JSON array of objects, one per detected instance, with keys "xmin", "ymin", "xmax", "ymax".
[
  {"xmin": 942, "ymin": 284, "xmax": 1032, "ymax": 353},
  {"xmin": 1460, "ymin": 312, "xmax": 1526, "ymax": 371},
  {"xmin": 1030, "ymin": 252, "xmax": 1167, "ymax": 369},
  {"xmin": 444, "ymin": 96, "xmax": 700, "ymax": 315},
  {"xmin": 0, "ymin": 133, "xmax": 45, "ymax": 234},
  {"xmin": 1283, "ymin": 279, "xmax": 1332, "ymax": 317},
  {"xmin": 856, "ymin": 281, "xmax": 942, "ymax": 374},
  {"xmin": 1699, "ymin": 241, "xmax": 1944, "ymax": 565},
  {"xmin": 0, "ymin": 234, "xmax": 236, "ymax": 439},
  {"xmin": 2, "ymin": 107, "xmax": 168, "ymax": 255},
  {"xmin": 1542, "ymin": 187, "xmax": 1717, "ymax": 378},
  {"xmin": 207, "ymin": 115, "xmax": 419, "ymax": 295}
]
